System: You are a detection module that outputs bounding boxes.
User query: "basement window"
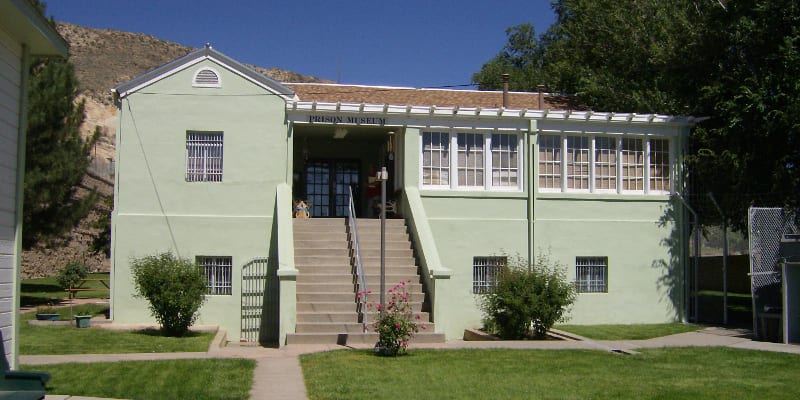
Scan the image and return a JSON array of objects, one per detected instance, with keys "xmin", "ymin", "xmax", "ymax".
[
  {"xmin": 575, "ymin": 256, "xmax": 608, "ymax": 293},
  {"xmin": 198, "ymin": 256, "xmax": 232, "ymax": 295},
  {"xmin": 192, "ymin": 67, "xmax": 221, "ymax": 87},
  {"xmin": 473, "ymin": 256, "xmax": 506, "ymax": 294}
]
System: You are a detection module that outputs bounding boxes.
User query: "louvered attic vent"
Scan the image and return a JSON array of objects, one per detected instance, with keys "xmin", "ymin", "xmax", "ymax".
[{"xmin": 193, "ymin": 68, "xmax": 221, "ymax": 87}]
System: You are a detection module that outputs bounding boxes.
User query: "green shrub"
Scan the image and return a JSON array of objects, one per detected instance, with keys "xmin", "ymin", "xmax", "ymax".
[
  {"xmin": 131, "ymin": 252, "xmax": 207, "ymax": 337},
  {"xmin": 480, "ymin": 254, "xmax": 576, "ymax": 339},
  {"xmin": 57, "ymin": 261, "xmax": 89, "ymax": 294}
]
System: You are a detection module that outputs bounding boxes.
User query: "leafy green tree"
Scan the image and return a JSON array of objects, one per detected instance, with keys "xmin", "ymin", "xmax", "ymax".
[
  {"xmin": 131, "ymin": 252, "xmax": 207, "ymax": 336},
  {"xmin": 473, "ymin": 0, "xmax": 800, "ymax": 230},
  {"xmin": 23, "ymin": 4, "xmax": 98, "ymax": 248}
]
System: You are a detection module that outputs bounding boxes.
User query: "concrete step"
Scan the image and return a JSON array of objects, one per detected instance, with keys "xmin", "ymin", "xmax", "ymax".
[
  {"xmin": 294, "ymin": 256, "xmax": 351, "ymax": 266},
  {"xmin": 357, "ymin": 248, "xmax": 413, "ymax": 258},
  {"xmin": 295, "ymin": 322, "xmax": 365, "ymax": 334},
  {"xmin": 361, "ymin": 292, "xmax": 425, "ymax": 302},
  {"xmin": 361, "ymin": 257, "xmax": 416, "ymax": 267},
  {"xmin": 293, "ymin": 231, "xmax": 347, "ymax": 241},
  {"xmin": 297, "ymin": 302, "xmax": 356, "ymax": 313},
  {"xmin": 356, "ymin": 240, "xmax": 411, "ymax": 249},
  {"xmin": 297, "ymin": 283, "xmax": 357, "ymax": 293},
  {"xmin": 294, "ymin": 248, "xmax": 350, "ymax": 257},
  {"xmin": 357, "ymin": 266, "xmax": 419, "ymax": 276},
  {"xmin": 364, "ymin": 311, "xmax": 430, "ymax": 321},
  {"xmin": 296, "ymin": 273, "xmax": 354, "ymax": 284},
  {"xmin": 293, "ymin": 240, "xmax": 350, "ymax": 249},
  {"xmin": 286, "ymin": 331, "xmax": 445, "ymax": 345},
  {"xmin": 297, "ymin": 312, "xmax": 359, "ymax": 324},
  {"xmin": 354, "ymin": 232, "xmax": 409, "ymax": 242},
  {"xmin": 363, "ymin": 274, "xmax": 422, "ymax": 284},
  {"xmin": 294, "ymin": 218, "xmax": 347, "ymax": 225},
  {"xmin": 354, "ymin": 218, "xmax": 407, "ymax": 226},
  {"xmin": 296, "ymin": 265, "xmax": 353, "ymax": 275},
  {"xmin": 297, "ymin": 292, "xmax": 364, "ymax": 303}
]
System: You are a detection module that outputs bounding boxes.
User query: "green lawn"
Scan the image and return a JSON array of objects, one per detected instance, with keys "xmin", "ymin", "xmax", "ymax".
[
  {"xmin": 301, "ymin": 348, "xmax": 800, "ymax": 400},
  {"xmin": 22, "ymin": 272, "xmax": 110, "ymax": 306},
  {"xmin": 20, "ymin": 305, "xmax": 214, "ymax": 354},
  {"xmin": 555, "ymin": 323, "xmax": 704, "ymax": 340},
  {"xmin": 21, "ymin": 359, "xmax": 254, "ymax": 400}
]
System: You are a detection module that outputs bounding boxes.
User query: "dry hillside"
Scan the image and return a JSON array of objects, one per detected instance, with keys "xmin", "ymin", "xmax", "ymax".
[{"xmin": 21, "ymin": 23, "xmax": 330, "ymax": 278}]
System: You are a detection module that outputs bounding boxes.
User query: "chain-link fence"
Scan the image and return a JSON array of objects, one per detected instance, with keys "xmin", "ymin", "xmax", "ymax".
[{"xmin": 748, "ymin": 207, "xmax": 798, "ymax": 339}]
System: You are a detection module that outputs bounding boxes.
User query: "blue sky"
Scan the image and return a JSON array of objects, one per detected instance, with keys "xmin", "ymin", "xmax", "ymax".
[{"xmin": 46, "ymin": 1, "xmax": 556, "ymax": 88}]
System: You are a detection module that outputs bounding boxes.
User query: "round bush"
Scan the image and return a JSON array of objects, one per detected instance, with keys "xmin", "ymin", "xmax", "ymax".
[
  {"xmin": 480, "ymin": 254, "xmax": 576, "ymax": 339},
  {"xmin": 131, "ymin": 252, "xmax": 207, "ymax": 337}
]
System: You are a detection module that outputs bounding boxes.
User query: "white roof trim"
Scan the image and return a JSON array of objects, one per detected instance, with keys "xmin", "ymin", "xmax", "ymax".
[
  {"xmin": 286, "ymin": 100, "xmax": 695, "ymax": 126},
  {"xmin": 115, "ymin": 55, "xmax": 294, "ymax": 100}
]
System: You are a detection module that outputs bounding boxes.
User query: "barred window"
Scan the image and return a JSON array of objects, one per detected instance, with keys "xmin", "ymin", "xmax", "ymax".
[
  {"xmin": 473, "ymin": 256, "xmax": 506, "ymax": 294},
  {"xmin": 422, "ymin": 131, "xmax": 450, "ymax": 186},
  {"xmin": 566, "ymin": 136, "xmax": 590, "ymax": 190},
  {"xmin": 491, "ymin": 134, "xmax": 519, "ymax": 188},
  {"xmin": 649, "ymin": 138, "xmax": 670, "ymax": 192},
  {"xmin": 457, "ymin": 133, "xmax": 484, "ymax": 187},
  {"xmin": 575, "ymin": 257, "xmax": 608, "ymax": 293},
  {"xmin": 594, "ymin": 137, "xmax": 617, "ymax": 191},
  {"xmin": 538, "ymin": 134, "xmax": 561, "ymax": 189},
  {"xmin": 198, "ymin": 256, "xmax": 232, "ymax": 295},
  {"xmin": 186, "ymin": 132, "xmax": 223, "ymax": 182},
  {"xmin": 621, "ymin": 138, "xmax": 644, "ymax": 192}
]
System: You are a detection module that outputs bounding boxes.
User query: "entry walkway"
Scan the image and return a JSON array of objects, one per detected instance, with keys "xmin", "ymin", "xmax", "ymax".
[{"xmin": 19, "ymin": 327, "xmax": 800, "ymax": 400}]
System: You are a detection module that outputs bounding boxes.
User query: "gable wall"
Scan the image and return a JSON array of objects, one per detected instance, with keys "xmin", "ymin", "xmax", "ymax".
[{"xmin": 112, "ymin": 59, "xmax": 289, "ymax": 339}]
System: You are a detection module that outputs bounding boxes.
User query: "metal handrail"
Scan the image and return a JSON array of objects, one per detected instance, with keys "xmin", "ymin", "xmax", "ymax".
[{"xmin": 347, "ymin": 186, "xmax": 369, "ymax": 332}]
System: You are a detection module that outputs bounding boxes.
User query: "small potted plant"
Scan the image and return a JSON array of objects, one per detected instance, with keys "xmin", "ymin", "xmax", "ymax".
[
  {"xmin": 74, "ymin": 314, "xmax": 92, "ymax": 328},
  {"xmin": 34, "ymin": 306, "xmax": 60, "ymax": 321}
]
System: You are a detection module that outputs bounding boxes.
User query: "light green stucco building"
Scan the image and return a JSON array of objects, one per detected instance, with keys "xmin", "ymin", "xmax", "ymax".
[{"xmin": 111, "ymin": 46, "xmax": 694, "ymax": 345}]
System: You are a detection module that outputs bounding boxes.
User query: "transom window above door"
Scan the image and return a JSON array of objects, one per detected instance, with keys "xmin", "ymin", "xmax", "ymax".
[{"xmin": 421, "ymin": 131, "xmax": 523, "ymax": 191}]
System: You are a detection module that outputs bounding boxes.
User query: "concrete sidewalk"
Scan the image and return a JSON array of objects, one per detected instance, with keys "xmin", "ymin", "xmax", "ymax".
[{"xmin": 21, "ymin": 326, "xmax": 800, "ymax": 400}]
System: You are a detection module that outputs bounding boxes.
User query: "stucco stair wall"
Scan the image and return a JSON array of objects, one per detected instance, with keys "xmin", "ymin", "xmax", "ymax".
[{"xmin": 287, "ymin": 218, "xmax": 444, "ymax": 345}]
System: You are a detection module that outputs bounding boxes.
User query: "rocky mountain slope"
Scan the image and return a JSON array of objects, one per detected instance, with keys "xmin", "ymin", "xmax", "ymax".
[{"xmin": 21, "ymin": 23, "xmax": 330, "ymax": 278}]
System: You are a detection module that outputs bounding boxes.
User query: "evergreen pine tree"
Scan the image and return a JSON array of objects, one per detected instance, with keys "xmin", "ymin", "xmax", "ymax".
[{"xmin": 23, "ymin": 56, "xmax": 98, "ymax": 248}]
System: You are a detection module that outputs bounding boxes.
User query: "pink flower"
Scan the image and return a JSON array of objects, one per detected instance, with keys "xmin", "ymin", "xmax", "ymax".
[
  {"xmin": 421, "ymin": 324, "xmax": 427, "ymax": 330},
  {"xmin": 395, "ymin": 323, "xmax": 401, "ymax": 329},
  {"xmin": 377, "ymin": 304, "xmax": 383, "ymax": 311},
  {"xmin": 415, "ymin": 314, "xmax": 421, "ymax": 320}
]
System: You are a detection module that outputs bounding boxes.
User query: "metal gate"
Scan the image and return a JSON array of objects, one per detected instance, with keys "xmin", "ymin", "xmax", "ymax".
[
  {"xmin": 748, "ymin": 208, "xmax": 798, "ymax": 338},
  {"xmin": 240, "ymin": 257, "xmax": 274, "ymax": 344}
]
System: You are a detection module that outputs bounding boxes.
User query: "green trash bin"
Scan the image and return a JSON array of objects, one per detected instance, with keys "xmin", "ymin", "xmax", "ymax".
[{"xmin": 74, "ymin": 315, "xmax": 92, "ymax": 328}]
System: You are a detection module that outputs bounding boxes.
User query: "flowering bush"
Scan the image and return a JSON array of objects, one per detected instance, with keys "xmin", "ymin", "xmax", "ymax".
[{"xmin": 359, "ymin": 281, "xmax": 425, "ymax": 356}]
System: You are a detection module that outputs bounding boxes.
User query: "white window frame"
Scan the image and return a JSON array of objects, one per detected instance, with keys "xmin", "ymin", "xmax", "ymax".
[
  {"xmin": 537, "ymin": 133, "xmax": 671, "ymax": 195},
  {"xmin": 575, "ymin": 256, "xmax": 608, "ymax": 293},
  {"xmin": 421, "ymin": 130, "xmax": 523, "ymax": 192},
  {"xmin": 593, "ymin": 136, "xmax": 617, "ymax": 193},
  {"xmin": 472, "ymin": 256, "xmax": 507, "ymax": 294},
  {"xmin": 648, "ymin": 138, "xmax": 671, "ymax": 194},
  {"xmin": 198, "ymin": 256, "xmax": 233, "ymax": 295},
  {"xmin": 421, "ymin": 131, "xmax": 451, "ymax": 189},
  {"xmin": 192, "ymin": 67, "xmax": 222, "ymax": 88},
  {"xmin": 186, "ymin": 132, "xmax": 223, "ymax": 182},
  {"xmin": 537, "ymin": 134, "xmax": 562, "ymax": 192},
  {"xmin": 566, "ymin": 135, "xmax": 590, "ymax": 192}
]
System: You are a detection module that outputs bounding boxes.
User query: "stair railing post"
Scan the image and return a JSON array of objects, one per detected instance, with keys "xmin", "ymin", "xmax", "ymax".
[{"xmin": 377, "ymin": 167, "xmax": 388, "ymax": 314}]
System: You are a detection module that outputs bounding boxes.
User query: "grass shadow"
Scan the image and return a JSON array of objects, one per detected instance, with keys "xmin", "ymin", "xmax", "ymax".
[{"xmin": 130, "ymin": 328, "xmax": 208, "ymax": 338}]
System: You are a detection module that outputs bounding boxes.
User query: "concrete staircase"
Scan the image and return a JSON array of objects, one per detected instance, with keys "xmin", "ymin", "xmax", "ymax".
[{"xmin": 287, "ymin": 218, "xmax": 444, "ymax": 345}]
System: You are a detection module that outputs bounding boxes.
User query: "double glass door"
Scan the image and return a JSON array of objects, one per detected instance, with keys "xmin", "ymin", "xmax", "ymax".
[{"xmin": 304, "ymin": 160, "xmax": 359, "ymax": 217}]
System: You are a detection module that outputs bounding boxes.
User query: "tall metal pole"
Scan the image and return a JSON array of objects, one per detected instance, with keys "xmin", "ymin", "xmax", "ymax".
[
  {"xmin": 379, "ymin": 167, "xmax": 387, "ymax": 313},
  {"xmin": 709, "ymin": 193, "xmax": 728, "ymax": 325}
]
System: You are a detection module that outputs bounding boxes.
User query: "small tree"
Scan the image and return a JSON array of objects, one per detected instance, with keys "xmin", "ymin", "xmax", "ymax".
[
  {"xmin": 131, "ymin": 252, "xmax": 207, "ymax": 336},
  {"xmin": 57, "ymin": 261, "xmax": 89, "ymax": 299},
  {"xmin": 480, "ymin": 253, "xmax": 576, "ymax": 339}
]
